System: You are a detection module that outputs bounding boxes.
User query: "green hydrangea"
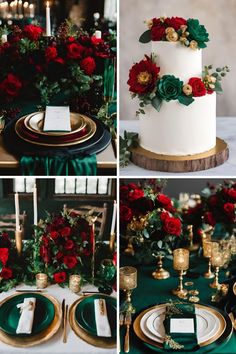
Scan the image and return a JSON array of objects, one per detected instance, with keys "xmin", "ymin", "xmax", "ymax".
[
  {"xmin": 157, "ymin": 75, "xmax": 183, "ymax": 101},
  {"xmin": 187, "ymin": 19, "xmax": 209, "ymax": 49}
]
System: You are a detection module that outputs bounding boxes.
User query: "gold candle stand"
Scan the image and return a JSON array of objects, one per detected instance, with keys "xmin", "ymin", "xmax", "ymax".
[
  {"xmin": 120, "ymin": 266, "xmax": 137, "ymax": 313},
  {"xmin": 172, "ymin": 248, "xmax": 189, "ymax": 298},
  {"xmin": 152, "ymin": 255, "xmax": 170, "ymax": 280}
]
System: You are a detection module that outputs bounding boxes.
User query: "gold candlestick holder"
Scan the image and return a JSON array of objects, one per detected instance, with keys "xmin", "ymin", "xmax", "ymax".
[
  {"xmin": 210, "ymin": 247, "xmax": 223, "ymax": 289},
  {"xmin": 203, "ymin": 241, "xmax": 217, "ymax": 279},
  {"xmin": 152, "ymin": 255, "xmax": 170, "ymax": 280},
  {"xmin": 109, "ymin": 233, "xmax": 116, "ymax": 251},
  {"xmin": 172, "ymin": 248, "xmax": 189, "ymax": 298},
  {"xmin": 15, "ymin": 228, "xmax": 23, "ymax": 256},
  {"xmin": 120, "ymin": 266, "xmax": 137, "ymax": 314}
]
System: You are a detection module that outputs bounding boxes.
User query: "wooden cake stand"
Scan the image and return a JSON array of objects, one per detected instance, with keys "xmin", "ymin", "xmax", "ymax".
[{"xmin": 130, "ymin": 137, "xmax": 229, "ymax": 172}]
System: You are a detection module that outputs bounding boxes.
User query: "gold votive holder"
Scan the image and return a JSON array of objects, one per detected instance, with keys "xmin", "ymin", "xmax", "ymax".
[
  {"xmin": 203, "ymin": 241, "xmax": 214, "ymax": 279},
  {"xmin": 172, "ymin": 248, "xmax": 189, "ymax": 298},
  {"xmin": 69, "ymin": 274, "xmax": 81, "ymax": 293},
  {"xmin": 210, "ymin": 249, "xmax": 224, "ymax": 289},
  {"xmin": 36, "ymin": 273, "xmax": 48, "ymax": 289},
  {"xmin": 120, "ymin": 266, "xmax": 137, "ymax": 313}
]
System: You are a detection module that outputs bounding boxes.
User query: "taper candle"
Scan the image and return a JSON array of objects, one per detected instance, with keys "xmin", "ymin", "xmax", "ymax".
[
  {"xmin": 110, "ymin": 200, "xmax": 117, "ymax": 235},
  {"xmin": 1, "ymin": 34, "xmax": 7, "ymax": 43},
  {"xmin": 46, "ymin": 1, "xmax": 51, "ymax": 36},
  {"xmin": 15, "ymin": 192, "xmax": 20, "ymax": 231},
  {"xmin": 95, "ymin": 30, "xmax": 102, "ymax": 39},
  {"xmin": 33, "ymin": 184, "xmax": 38, "ymax": 226}
]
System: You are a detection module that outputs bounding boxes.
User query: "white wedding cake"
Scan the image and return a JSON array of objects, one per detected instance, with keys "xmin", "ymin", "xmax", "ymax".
[{"xmin": 128, "ymin": 17, "xmax": 229, "ymax": 157}]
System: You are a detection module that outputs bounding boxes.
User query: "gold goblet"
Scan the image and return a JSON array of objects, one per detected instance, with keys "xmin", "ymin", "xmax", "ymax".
[
  {"xmin": 120, "ymin": 266, "xmax": 137, "ymax": 313},
  {"xmin": 210, "ymin": 248, "xmax": 224, "ymax": 289},
  {"xmin": 152, "ymin": 254, "xmax": 170, "ymax": 280},
  {"xmin": 172, "ymin": 248, "xmax": 189, "ymax": 298},
  {"xmin": 202, "ymin": 241, "xmax": 217, "ymax": 278}
]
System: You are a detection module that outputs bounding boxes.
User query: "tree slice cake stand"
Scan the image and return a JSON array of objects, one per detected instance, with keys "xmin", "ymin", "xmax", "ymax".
[{"xmin": 130, "ymin": 137, "xmax": 229, "ymax": 172}]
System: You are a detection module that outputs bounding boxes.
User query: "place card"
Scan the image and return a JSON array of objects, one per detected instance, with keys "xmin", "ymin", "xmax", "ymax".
[
  {"xmin": 43, "ymin": 106, "xmax": 71, "ymax": 132},
  {"xmin": 170, "ymin": 318, "xmax": 194, "ymax": 333}
]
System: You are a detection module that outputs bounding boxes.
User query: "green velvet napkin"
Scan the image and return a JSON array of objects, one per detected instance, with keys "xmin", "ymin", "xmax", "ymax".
[
  {"xmin": 20, "ymin": 154, "xmax": 97, "ymax": 176},
  {"xmin": 163, "ymin": 303, "xmax": 199, "ymax": 351}
]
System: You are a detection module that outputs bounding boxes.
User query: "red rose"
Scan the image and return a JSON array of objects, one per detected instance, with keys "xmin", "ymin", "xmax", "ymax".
[
  {"xmin": 0, "ymin": 248, "xmax": 9, "ymax": 265},
  {"xmin": 165, "ymin": 17, "xmax": 187, "ymax": 31},
  {"xmin": 91, "ymin": 36, "xmax": 104, "ymax": 45},
  {"xmin": 61, "ymin": 227, "xmax": 71, "ymax": 238},
  {"xmin": 120, "ymin": 205, "xmax": 133, "ymax": 222},
  {"xmin": 204, "ymin": 211, "xmax": 216, "ymax": 226},
  {"xmin": 64, "ymin": 240, "xmax": 75, "ymax": 250},
  {"xmin": 120, "ymin": 185, "xmax": 129, "ymax": 200},
  {"xmin": 227, "ymin": 188, "xmax": 236, "ymax": 201},
  {"xmin": 54, "ymin": 57, "xmax": 65, "ymax": 65},
  {"xmin": 223, "ymin": 202, "xmax": 235, "ymax": 216},
  {"xmin": 128, "ymin": 188, "xmax": 144, "ymax": 201},
  {"xmin": 128, "ymin": 183, "xmax": 138, "ymax": 190},
  {"xmin": 63, "ymin": 255, "xmax": 77, "ymax": 269},
  {"xmin": 80, "ymin": 56, "xmax": 96, "ymax": 75},
  {"xmin": 45, "ymin": 46, "xmax": 58, "ymax": 62},
  {"xmin": 0, "ymin": 73, "xmax": 22, "ymax": 97},
  {"xmin": 1, "ymin": 267, "xmax": 12, "ymax": 279},
  {"xmin": 160, "ymin": 211, "xmax": 169, "ymax": 222},
  {"xmin": 156, "ymin": 194, "xmax": 172, "ymax": 211},
  {"xmin": 127, "ymin": 56, "xmax": 160, "ymax": 95},
  {"xmin": 54, "ymin": 271, "xmax": 66, "ymax": 283},
  {"xmin": 163, "ymin": 215, "xmax": 181, "ymax": 236},
  {"xmin": 209, "ymin": 195, "xmax": 218, "ymax": 207},
  {"xmin": 50, "ymin": 231, "xmax": 59, "ymax": 240},
  {"xmin": 23, "ymin": 24, "xmax": 43, "ymax": 41},
  {"xmin": 151, "ymin": 18, "xmax": 166, "ymax": 41},
  {"xmin": 188, "ymin": 77, "xmax": 206, "ymax": 97},
  {"xmin": 68, "ymin": 36, "xmax": 75, "ymax": 42},
  {"xmin": 67, "ymin": 43, "xmax": 84, "ymax": 59}
]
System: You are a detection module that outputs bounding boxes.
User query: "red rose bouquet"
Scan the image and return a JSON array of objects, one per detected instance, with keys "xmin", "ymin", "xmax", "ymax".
[
  {"xmin": 32, "ymin": 210, "xmax": 94, "ymax": 285},
  {"xmin": 120, "ymin": 181, "xmax": 184, "ymax": 260},
  {"xmin": 0, "ymin": 22, "xmax": 116, "ymax": 111}
]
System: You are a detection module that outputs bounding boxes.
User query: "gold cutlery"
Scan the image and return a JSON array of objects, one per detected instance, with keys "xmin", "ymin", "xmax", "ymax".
[
  {"xmin": 119, "ymin": 312, "xmax": 124, "ymax": 352},
  {"xmin": 124, "ymin": 312, "xmax": 132, "ymax": 353},
  {"xmin": 63, "ymin": 304, "xmax": 68, "ymax": 343}
]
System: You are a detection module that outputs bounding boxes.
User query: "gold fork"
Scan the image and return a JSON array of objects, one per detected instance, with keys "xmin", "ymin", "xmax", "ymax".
[
  {"xmin": 119, "ymin": 312, "xmax": 124, "ymax": 352},
  {"xmin": 124, "ymin": 312, "xmax": 132, "ymax": 353}
]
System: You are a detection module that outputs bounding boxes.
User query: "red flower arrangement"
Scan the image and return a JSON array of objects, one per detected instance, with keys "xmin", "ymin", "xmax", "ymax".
[
  {"xmin": 0, "ymin": 232, "xmax": 13, "ymax": 281},
  {"xmin": 34, "ymin": 211, "xmax": 94, "ymax": 284},
  {"xmin": 188, "ymin": 77, "xmax": 206, "ymax": 97},
  {"xmin": 150, "ymin": 17, "xmax": 187, "ymax": 41},
  {"xmin": 0, "ymin": 22, "xmax": 116, "ymax": 106}
]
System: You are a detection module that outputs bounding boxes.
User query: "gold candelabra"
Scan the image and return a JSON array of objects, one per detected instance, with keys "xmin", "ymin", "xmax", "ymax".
[{"xmin": 172, "ymin": 248, "xmax": 189, "ymax": 298}]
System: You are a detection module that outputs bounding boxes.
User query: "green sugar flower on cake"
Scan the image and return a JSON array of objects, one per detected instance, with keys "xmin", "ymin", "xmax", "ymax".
[
  {"xmin": 157, "ymin": 75, "xmax": 183, "ymax": 101},
  {"xmin": 187, "ymin": 19, "xmax": 209, "ymax": 49}
]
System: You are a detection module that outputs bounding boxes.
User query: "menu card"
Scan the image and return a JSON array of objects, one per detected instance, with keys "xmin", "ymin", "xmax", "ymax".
[
  {"xmin": 43, "ymin": 106, "xmax": 71, "ymax": 132},
  {"xmin": 170, "ymin": 318, "xmax": 195, "ymax": 333}
]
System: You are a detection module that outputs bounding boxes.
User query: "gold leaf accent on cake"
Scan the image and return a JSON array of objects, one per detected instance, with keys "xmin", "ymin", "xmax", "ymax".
[
  {"xmin": 189, "ymin": 40, "xmax": 198, "ymax": 50},
  {"xmin": 183, "ymin": 84, "xmax": 192, "ymax": 96},
  {"xmin": 137, "ymin": 71, "xmax": 152, "ymax": 85}
]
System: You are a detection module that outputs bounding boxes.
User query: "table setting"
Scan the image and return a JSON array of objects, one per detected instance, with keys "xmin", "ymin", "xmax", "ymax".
[
  {"xmin": 0, "ymin": 182, "xmax": 117, "ymax": 353},
  {"xmin": 119, "ymin": 179, "xmax": 236, "ymax": 353},
  {"xmin": 0, "ymin": 2, "xmax": 117, "ymax": 175}
]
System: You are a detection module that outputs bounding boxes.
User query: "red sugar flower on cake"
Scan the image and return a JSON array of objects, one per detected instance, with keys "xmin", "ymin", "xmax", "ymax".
[
  {"xmin": 150, "ymin": 18, "xmax": 166, "ymax": 41},
  {"xmin": 127, "ymin": 56, "xmax": 160, "ymax": 94},
  {"xmin": 54, "ymin": 271, "xmax": 66, "ymax": 283},
  {"xmin": 23, "ymin": 24, "xmax": 43, "ymax": 41},
  {"xmin": 165, "ymin": 17, "xmax": 187, "ymax": 31},
  {"xmin": 80, "ymin": 56, "xmax": 96, "ymax": 75},
  {"xmin": 0, "ymin": 73, "xmax": 22, "ymax": 97},
  {"xmin": 188, "ymin": 77, "xmax": 207, "ymax": 97}
]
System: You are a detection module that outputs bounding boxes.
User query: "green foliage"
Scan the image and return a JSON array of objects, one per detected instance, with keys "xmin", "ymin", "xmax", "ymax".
[
  {"xmin": 35, "ymin": 77, "xmax": 61, "ymax": 105},
  {"xmin": 202, "ymin": 65, "xmax": 230, "ymax": 94},
  {"xmin": 18, "ymin": 38, "xmax": 39, "ymax": 53},
  {"xmin": 139, "ymin": 30, "xmax": 151, "ymax": 43},
  {"xmin": 178, "ymin": 94, "xmax": 194, "ymax": 106},
  {"xmin": 152, "ymin": 96, "xmax": 163, "ymax": 111},
  {"xmin": 120, "ymin": 130, "xmax": 139, "ymax": 167}
]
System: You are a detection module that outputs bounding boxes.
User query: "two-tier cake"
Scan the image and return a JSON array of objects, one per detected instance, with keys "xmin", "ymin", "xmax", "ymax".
[{"xmin": 127, "ymin": 17, "xmax": 230, "ymax": 171}]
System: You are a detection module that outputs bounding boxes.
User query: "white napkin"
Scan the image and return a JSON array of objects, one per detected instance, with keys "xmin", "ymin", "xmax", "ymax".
[
  {"xmin": 94, "ymin": 299, "xmax": 112, "ymax": 337},
  {"xmin": 16, "ymin": 298, "xmax": 36, "ymax": 334}
]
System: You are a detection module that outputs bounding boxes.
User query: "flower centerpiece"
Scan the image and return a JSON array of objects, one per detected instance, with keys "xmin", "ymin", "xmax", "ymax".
[
  {"xmin": 0, "ymin": 21, "xmax": 116, "ymax": 119},
  {"xmin": 120, "ymin": 181, "xmax": 185, "ymax": 267},
  {"xmin": 30, "ymin": 210, "xmax": 95, "ymax": 286}
]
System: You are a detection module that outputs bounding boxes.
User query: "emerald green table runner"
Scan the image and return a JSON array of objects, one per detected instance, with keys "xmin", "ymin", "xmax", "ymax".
[{"xmin": 120, "ymin": 256, "xmax": 236, "ymax": 354}]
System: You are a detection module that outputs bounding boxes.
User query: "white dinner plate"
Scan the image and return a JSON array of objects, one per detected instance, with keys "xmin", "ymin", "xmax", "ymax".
[{"xmin": 140, "ymin": 304, "xmax": 221, "ymax": 345}]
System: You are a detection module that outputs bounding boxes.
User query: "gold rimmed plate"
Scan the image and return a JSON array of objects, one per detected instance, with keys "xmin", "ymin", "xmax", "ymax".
[
  {"xmin": 69, "ymin": 295, "xmax": 116, "ymax": 348},
  {"xmin": 0, "ymin": 292, "xmax": 62, "ymax": 348},
  {"xmin": 133, "ymin": 303, "xmax": 231, "ymax": 351},
  {"xmin": 15, "ymin": 115, "xmax": 97, "ymax": 147},
  {"xmin": 24, "ymin": 112, "xmax": 86, "ymax": 136}
]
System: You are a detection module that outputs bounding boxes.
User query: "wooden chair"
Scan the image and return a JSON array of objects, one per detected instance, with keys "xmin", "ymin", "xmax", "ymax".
[
  {"xmin": 0, "ymin": 211, "xmax": 27, "ymax": 235},
  {"xmin": 63, "ymin": 203, "xmax": 108, "ymax": 239}
]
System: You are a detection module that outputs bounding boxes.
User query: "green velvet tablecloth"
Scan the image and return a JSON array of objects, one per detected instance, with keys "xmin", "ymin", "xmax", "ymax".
[{"xmin": 120, "ymin": 256, "xmax": 236, "ymax": 354}]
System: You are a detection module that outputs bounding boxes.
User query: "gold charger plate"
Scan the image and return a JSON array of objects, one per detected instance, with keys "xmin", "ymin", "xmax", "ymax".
[
  {"xmin": 24, "ymin": 112, "xmax": 86, "ymax": 136},
  {"xmin": 0, "ymin": 292, "xmax": 62, "ymax": 348},
  {"xmin": 233, "ymin": 282, "xmax": 236, "ymax": 296},
  {"xmin": 133, "ymin": 303, "xmax": 226, "ymax": 349},
  {"xmin": 15, "ymin": 115, "xmax": 96, "ymax": 147},
  {"xmin": 69, "ymin": 295, "xmax": 116, "ymax": 349}
]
